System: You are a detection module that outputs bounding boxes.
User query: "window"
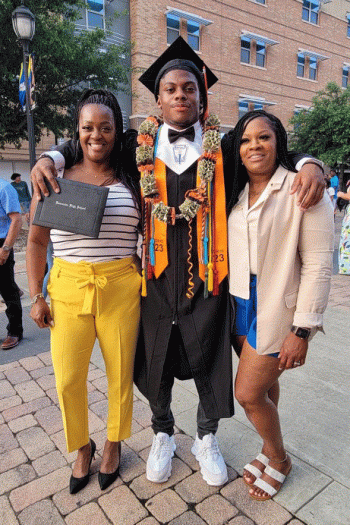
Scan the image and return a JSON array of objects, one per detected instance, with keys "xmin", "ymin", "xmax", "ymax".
[
  {"xmin": 238, "ymin": 99, "xmax": 264, "ymax": 118},
  {"xmin": 347, "ymin": 14, "xmax": 350, "ymax": 38},
  {"xmin": 241, "ymin": 36, "xmax": 251, "ymax": 64},
  {"xmin": 297, "ymin": 49, "xmax": 328, "ymax": 80},
  {"xmin": 256, "ymin": 41, "xmax": 266, "ymax": 68},
  {"xmin": 240, "ymin": 31, "xmax": 278, "ymax": 68},
  {"xmin": 297, "ymin": 53, "xmax": 305, "ymax": 77},
  {"xmin": 302, "ymin": 1, "xmax": 319, "ymax": 25},
  {"xmin": 309, "ymin": 57, "xmax": 317, "ymax": 80},
  {"xmin": 87, "ymin": 0, "xmax": 104, "ymax": 29},
  {"xmin": 343, "ymin": 66, "xmax": 349, "ymax": 88},
  {"xmin": 167, "ymin": 14, "xmax": 180, "ymax": 45},
  {"xmin": 165, "ymin": 9, "xmax": 212, "ymax": 51},
  {"xmin": 238, "ymin": 100, "xmax": 249, "ymax": 118},
  {"xmin": 255, "ymin": 0, "xmax": 266, "ymax": 3},
  {"xmin": 187, "ymin": 20, "xmax": 200, "ymax": 51}
]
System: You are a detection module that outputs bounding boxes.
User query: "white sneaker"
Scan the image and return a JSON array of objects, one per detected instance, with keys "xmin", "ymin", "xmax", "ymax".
[
  {"xmin": 191, "ymin": 433, "xmax": 228, "ymax": 486},
  {"xmin": 146, "ymin": 432, "xmax": 176, "ymax": 483}
]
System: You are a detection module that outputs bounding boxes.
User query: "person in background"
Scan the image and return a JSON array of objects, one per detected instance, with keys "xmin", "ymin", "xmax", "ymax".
[
  {"xmin": 11, "ymin": 173, "xmax": 31, "ymax": 225},
  {"xmin": 337, "ymin": 182, "xmax": 350, "ymax": 274},
  {"xmin": 27, "ymin": 89, "xmax": 141, "ymax": 494},
  {"xmin": 226, "ymin": 110, "xmax": 334, "ymax": 501},
  {"xmin": 329, "ymin": 169, "xmax": 339, "ymax": 212},
  {"xmin": 325, "ymin": 178, "xmax": 335, "ymax": 204},
  {"xmin": 0, "ymin": 178, "xmax": 23, "ymax": 350}
]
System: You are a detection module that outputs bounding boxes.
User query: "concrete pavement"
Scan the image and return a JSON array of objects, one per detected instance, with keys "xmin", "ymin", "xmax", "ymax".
[{"xmin": 0, "ymin": 214, "xmax": 349, "ymax": 524}]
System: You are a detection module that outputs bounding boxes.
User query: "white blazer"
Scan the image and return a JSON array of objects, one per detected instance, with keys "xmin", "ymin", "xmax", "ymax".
[{"xmin": 228, "ymin": 166, "xmax": 334, "ymax": 355}]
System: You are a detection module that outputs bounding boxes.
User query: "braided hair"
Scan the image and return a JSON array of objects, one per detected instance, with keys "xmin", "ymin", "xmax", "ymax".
[
  {"xmin": 73, "ymin": 89, "xmax": 140, "ymax": 210},
  {"xmin": 226, "ymin": 110, "xmax": 296, "ymax": 213}
]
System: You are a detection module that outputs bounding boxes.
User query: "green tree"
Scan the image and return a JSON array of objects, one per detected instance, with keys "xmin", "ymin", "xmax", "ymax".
[
  {"xmin": 0, "ymin": 0, "xmax": 131, "ymax": 150},
  {"xmin": 290, "ymin": 82, "xmax": 350, "ymax": 176}
]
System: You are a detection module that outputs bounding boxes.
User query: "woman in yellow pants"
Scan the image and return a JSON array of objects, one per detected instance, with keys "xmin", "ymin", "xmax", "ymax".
[{"xmin": 27, "ymin": 89, "xmax": 141, "ymax": 494}]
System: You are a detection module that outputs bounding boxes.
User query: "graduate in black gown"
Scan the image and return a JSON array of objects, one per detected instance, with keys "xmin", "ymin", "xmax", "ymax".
[{"xmin": 30, "ymin": 38, "xmax": 325, "ymax": 487}]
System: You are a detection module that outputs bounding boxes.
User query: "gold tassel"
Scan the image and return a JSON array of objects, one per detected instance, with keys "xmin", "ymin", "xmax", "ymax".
[
  {"xmin": 141, "ymin": 269, "xmax": 147, "ymax": 297},
  {"xmin": 208, "ymin": 262, "xmax": 213, "ymax": 292}
]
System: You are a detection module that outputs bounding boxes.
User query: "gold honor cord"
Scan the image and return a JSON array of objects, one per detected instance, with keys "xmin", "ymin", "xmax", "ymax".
[{"xmin": 186, "ymin": 219, "xmax": 195, "ymax": 299}]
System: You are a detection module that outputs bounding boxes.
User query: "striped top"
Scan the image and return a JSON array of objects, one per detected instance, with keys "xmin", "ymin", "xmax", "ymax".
[{"xmin": 50, "ymin": 182, "xmax": 140, "ymax": 262}]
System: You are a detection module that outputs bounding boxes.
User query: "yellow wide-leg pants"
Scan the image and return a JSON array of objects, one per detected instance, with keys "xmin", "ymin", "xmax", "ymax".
[{"xmin": 47, "ymin": 256, "xmax": 141, "ymax": 453}]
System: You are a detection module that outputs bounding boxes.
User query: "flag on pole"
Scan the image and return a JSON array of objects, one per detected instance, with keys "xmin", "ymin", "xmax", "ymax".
[
  {"xmin": 19, "ymin": 62, "xmax": 26, "ymax": 110},
  {"xmin": 28, "ymin": 54, "xmax": 36, "ymax": 109},
  {"xmin": 18, "ymin": 54, "xmax": 36, "ymax": 111}
]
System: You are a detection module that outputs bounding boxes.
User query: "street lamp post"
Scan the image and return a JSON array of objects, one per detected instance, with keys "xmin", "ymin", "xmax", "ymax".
[{"xmin": 12, "ymin": 5, "xmax": 36, "ymax": 169}]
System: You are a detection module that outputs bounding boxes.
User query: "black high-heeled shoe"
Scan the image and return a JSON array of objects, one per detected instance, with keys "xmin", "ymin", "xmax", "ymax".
[
  {"xmin": 98, "ymin": 442, "xmax": 121, "ymax": 490},
  {"xmin": 69, "ymin": 439, "xmax": 96, "ymax": 494}
]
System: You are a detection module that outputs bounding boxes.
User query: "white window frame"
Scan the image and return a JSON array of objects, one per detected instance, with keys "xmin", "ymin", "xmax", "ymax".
[
  {"xmin": 343, "ymin": 64, "xmax": 350, "ymax": 88},
  {"xmin": 302, "ymin": 0, "xmax": 320, "ymax": 25},
  {"xmin": 309, "ymin": 56, "xmax": 317, "ymax": 80},
  {"xmin": 297, "ymin": 53, "xmax": 305, "ymax": 78},
  {"xmin": 86, "ymin": 0, "xmax": 105, "ymax": 30},
  {"xmin": 166, "ymin": 13, "xmax": 180, "ymax": 45},
  {"xmin": 256, "ymin": 40, "xmax": 266, "ymax": 68},
  {"xmin": 240, "ymin": 36, "xmax": 251, "ymax": 64},
  {"xmin": 187, "ymin": 19, "xmax": 200, "ymax": 51}
]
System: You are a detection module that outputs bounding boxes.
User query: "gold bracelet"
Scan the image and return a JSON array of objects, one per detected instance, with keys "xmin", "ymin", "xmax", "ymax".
[{"xmin": 31, "ymin": 293, "xmax": 44, "ymax": 305}]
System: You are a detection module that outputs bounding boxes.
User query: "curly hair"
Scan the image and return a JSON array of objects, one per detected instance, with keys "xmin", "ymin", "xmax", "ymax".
[
  {"xmin": 73, "ymin": 89, "xmax": 140, "ymax": 210},
  {"xmin": 226, "ymin": 110, "xmax": 296, "ymax": 213}
]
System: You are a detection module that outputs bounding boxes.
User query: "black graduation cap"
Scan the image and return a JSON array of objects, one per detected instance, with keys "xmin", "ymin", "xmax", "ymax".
[{"xmin": 139, "ymin": 36, "xmax": 218, "ymax": 99}]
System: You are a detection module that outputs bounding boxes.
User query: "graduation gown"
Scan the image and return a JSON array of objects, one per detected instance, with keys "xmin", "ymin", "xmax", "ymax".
[
  {"xmin": 54, "ymin": 135, "xmax": 233, "ymax": 420},
  {"xmin": 134, "ymin": 161, "xmax": 234, "ymax": 420}
]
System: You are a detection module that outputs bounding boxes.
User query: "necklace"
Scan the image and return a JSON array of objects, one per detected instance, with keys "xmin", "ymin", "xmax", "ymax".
[
  {"xmin": 83, "ymin": 171, "xmax": 116, "ymax": 187},
  {"xmin": 136, "ymin": 114, "xmax": 221, "ymax": 222}
]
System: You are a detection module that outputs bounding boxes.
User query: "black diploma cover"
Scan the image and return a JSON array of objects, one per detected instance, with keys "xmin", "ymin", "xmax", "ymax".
[{"xmin": 32, "ymin": 178, "xmax": 109, "ymax": 238}]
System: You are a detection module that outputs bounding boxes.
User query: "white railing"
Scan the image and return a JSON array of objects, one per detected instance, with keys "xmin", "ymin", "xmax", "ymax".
[{"xmin": 74, "ymin": 24, "xmax": 126, "ymax": 47}]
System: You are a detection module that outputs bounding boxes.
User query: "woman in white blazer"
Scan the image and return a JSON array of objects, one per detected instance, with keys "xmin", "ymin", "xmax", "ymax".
[{"xmin": 227, "ymin": 110, "xmax": 334, "ymax": 501}]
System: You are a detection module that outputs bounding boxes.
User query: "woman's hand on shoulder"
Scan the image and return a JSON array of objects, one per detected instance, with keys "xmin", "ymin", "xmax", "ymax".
[
  {"xmin": 278, "ymin": 332, "xmax": 308, "ymax": 371},
  {"xmin": 290, "ymin": 163, "xmax": 325, "ymax": 210},
  {"xmin": 30, "ymin": 298, "xmax": 54, "ymax": 329}
]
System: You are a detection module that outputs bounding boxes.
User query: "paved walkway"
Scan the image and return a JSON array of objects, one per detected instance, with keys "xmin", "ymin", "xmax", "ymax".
[{"xmin": 0, "ymin": 213, "xmax": 349, "ymax": 525}]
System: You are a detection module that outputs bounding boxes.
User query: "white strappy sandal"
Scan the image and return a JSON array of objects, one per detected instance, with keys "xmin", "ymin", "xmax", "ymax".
[
  {"xmin": 243, "ymin": 453, "xmax": 269, "ymax": 486},
  {"xmin": 249, "ymin": 456, "xmax": 292, "ymax": 501}
]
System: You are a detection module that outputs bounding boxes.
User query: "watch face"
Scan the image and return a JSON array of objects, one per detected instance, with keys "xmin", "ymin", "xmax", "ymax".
[
  {"xmin": 2, "ymin": 245, "xmax": 10, "ymax": 252},
  {"xmin": 295, "ymin": 327, "xmax": 310, "ymax": 339}
]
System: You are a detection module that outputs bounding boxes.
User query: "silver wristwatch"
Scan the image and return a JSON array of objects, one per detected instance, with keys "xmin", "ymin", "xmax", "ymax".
[{"xmin": 2, "ymin": 245, "xmax": 11, "ymax": 252}]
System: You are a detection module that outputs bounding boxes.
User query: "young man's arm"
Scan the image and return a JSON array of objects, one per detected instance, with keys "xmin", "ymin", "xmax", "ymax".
[
  {"xmin": 288, "ymin": 153, "xmax": 325, "ymax": 209},
  {"xmin": 30, "ymin": 140, "xmax": 76, "ymax": 199}
]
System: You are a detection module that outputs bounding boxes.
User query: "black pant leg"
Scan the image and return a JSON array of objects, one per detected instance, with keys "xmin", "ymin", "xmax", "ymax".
[
  {"xmin": 0, "ymin": 242, "xmax": 23, "ymax": 338},
  {"xmin": 197, "ymin": 402, "xmax": 219, "ymax": 439},
  {"xmin": 150, "ymin": 364, "xmax": 175, "ymax": 436}
]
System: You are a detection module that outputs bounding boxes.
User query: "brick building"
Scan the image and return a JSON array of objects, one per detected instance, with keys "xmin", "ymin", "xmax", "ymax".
[
  {"xmin": 2, "ymin": 0, "xmax": 350, "ymax": 179},
  {"xmin": 130, "ymin": 0, "xmax": 350, "ymax": 133}
]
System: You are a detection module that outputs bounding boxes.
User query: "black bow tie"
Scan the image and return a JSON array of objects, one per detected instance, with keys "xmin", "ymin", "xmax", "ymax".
[{"xmin": 168, "ymin": 126, "xmax": 195, "ymax": 144}]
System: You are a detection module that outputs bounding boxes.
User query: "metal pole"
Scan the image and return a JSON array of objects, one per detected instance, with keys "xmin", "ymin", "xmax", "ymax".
[{"xmin": 22, "ymin": 40, "xmax": 36, "ymax": 169}]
